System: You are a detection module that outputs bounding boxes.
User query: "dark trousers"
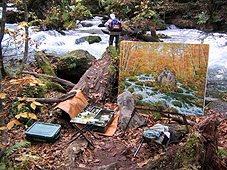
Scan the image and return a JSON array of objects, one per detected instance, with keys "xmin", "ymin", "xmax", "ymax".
[{"xmin": 109, "ymin": 34, "xmax": 119, "ymax": 49}]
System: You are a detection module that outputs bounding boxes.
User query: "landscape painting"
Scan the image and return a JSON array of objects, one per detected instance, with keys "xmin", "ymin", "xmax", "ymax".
[{"xmin": 119, "ymin": 41, "xmax": 209, "ymax": 116}]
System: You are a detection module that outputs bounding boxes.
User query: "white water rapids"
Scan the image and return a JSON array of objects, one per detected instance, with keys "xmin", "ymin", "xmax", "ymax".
[{"xmin": 2, "ymin": 16, "xmax": 227, "ymax": 91}]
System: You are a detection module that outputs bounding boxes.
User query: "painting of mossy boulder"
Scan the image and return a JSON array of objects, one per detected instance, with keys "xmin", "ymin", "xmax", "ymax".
[{"xmin": 119, "ymin": 41, "xmax": 209, "ymax": 116}]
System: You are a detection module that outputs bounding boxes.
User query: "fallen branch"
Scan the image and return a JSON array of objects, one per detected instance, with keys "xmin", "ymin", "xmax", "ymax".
[
  {"xmin": 136, "ymin": 106, "xmax": 195, "ymax": 126},
  {"xmin": 22, "ymin": 71, "xmax": 76, "ymax": 88},
  {"xmin": 15, "ymin": 91, "xmax": 77, "ymax": 103}
]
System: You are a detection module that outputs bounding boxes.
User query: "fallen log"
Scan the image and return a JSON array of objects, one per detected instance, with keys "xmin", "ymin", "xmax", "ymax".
[
  {"xmin": 72, "ymin": 50, "xmax": 119, "ymax": 106},
  {"xmin": 22, "ymin": 71, "xmax": 76, "ymax": 88},
  {"xmin": 15, "ymin": 91, "xmax": 77, "ymax": 103}
]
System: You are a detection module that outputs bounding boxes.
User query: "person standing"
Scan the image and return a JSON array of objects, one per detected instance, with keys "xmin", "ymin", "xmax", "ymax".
[{"xmin": 104, "ymin": 13, "xmax": 122, "ymax": 50}]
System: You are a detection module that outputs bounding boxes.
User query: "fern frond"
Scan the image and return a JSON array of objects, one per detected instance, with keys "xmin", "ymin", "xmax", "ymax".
[{"xmin": 4, "ymin": 141, "xmax": 30, "ymax": 156}]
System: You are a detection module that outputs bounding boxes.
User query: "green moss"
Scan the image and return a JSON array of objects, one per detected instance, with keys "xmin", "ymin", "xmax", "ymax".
[
  {"xmin": 45, "ymin": 82, "xmax": 66, "ymax": 93},
  {"xmin": 18, "ymin": 85, "xmax": 45, "ymax": 98},
  {"xmin": 173, "ymin": 131, "xmax": 203, "ymax": 169},
  {"xmin": 35, "ymin": 52, "xmax": 56, "ymax": 77},
  {"xmin": 153, "ymin": 112, "xmax": 161, "ymax": 121},
  {"xmin": 128, "ymin": 76, "xmax": 138, "ymax": 82},
  {"xmin": 125, "ymin": 82, "xmax": 131, "ymax": 87},
  {"xmin": 145, "ymin": 81, "xmax": 155, "ymax": 87},
  {"xmin": 172, "ymin": 101, "xmax": 182, "ymax": 108},
  {"xmin": 128, "ymin": 88, "xmax": 134, "ymax": 93},
  {"xmin": 176, "ymin": 88, "xmax": 184, "ymax": 93},
  {"xmin": 135, "ymin": 81, "xmax": 143, "ymax": 86},
  {"xmin": 154, "ymin": 101, "xmax": 165, "ymax": 111},
  {"xmin": 88, "ymin": 35, "xmax": 101, "ymax": 44},
  {"xmin": 135, "ymin": 94, "xmax": 143, "ymax": 100}
]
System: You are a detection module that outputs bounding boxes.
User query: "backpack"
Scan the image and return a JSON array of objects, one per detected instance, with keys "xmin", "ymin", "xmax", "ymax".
[{"xmin": 108, "ymin": 19, "xmax": 123, "ymax": 32}]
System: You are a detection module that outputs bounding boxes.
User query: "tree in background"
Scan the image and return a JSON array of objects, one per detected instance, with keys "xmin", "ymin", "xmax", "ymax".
[
  {"xmin": 20, "ymin": 0, "xmax": 29, "ymax": 73},
  {"xmin": 0, "ymin": 0, "xmax": 7, "ymax": 161},
  {"xmin": 0, "ymin": 0, "xmax": 7, "ymax": 80}
]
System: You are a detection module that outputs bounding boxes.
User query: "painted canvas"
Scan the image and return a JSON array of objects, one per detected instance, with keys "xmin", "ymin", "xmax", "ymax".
[{"xmin": 119, "ymin": 41, "xmax": 209, "ymax": 116}]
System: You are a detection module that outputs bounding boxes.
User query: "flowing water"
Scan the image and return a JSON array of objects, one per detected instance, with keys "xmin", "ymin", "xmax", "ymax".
[
  {"xmin": 2, "ymin": 16, "xmax": 227, "ymax": 92},
  {"xmin": 125, "ymin": 74, "xmax": 204, "ymax": 116}
]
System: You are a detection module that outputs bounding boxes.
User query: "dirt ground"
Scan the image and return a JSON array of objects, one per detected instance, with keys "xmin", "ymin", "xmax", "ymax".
[{"xmin": 6, "ymin": 107, "xmax": 227, "ymax": 170}]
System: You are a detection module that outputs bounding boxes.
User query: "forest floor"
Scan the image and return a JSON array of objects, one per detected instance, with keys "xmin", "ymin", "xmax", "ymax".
[
  {"xmin": 2, "ymin": 88, "xmax": 227, "ymax": 170},
  {"xmin": 0, "ymin": 64, "xmax": 226, "ymax": 169}
]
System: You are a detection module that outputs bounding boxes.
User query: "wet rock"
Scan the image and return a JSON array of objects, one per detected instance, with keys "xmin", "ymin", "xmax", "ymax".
[{"xmin": 75, "ymin": 35, "xmax": 101, "ymax": 44}]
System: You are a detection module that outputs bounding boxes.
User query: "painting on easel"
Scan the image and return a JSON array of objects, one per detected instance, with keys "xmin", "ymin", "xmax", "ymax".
[{"xmin": 119, "ymin": 41, "xmax": 209, "ymax": 116}]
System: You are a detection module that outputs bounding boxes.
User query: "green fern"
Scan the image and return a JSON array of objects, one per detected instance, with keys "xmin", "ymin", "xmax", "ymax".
[{"xmin": 4, "ymin": 141, "xmax": 30, "ymax": 157}]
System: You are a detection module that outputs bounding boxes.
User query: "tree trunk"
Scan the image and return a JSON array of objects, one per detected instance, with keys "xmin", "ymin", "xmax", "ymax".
[
  {"xmin": 0, "ymin": 0, "xmax": 8, "ymax": 159},
  {"xmin": 0, "ymin": 0, "xmax": 7, "ymax": 78},
  {"xmin": 20, "ymin": 0, "xmax": 29, "ymax": 73}
]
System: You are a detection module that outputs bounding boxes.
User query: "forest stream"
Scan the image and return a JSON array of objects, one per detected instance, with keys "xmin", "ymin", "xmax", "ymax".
[{"xmin": 2, "ymin": 16, "xmax": 227, "ymax": 93}]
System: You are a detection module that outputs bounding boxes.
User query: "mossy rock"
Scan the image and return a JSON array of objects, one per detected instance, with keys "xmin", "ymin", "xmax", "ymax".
[
  {"xmin": 128, "ymin": 88, "xmax": 134, "ymax": 93},
  {"xmin": 175, "ymin": 88, "xmax": 184, "ymax": 93},
  {"xmin": 88, "ymin": 35, "xmax": 101, "ymax": 44},
  {"xmin": 135, "ymin": 94, "xmax": 143, "ymax": 100},
  {"xmin": 125, "ymin": 82, "xmax": 131, "ymax": 87},
  {"xmin": 35, "ymin": 52, "xmax": 56, "ymax": 77},
  {"xmin": 172, "ymin": 101, "xmax": 183, "ymax": 108},
  {"xmin": 154, "ymin": 101, "xmax": 167, "ymax": 111},
  {"xmin": 135, "ymin": 81, "xmax": 143, "ymax": 86},
  {"xmin": 128, "ymin": 76, "xmax": 138, "ymax": 82},
  {"xmin": 145, "ymin": 81, "xmax": 155, "ymax": 87},
  {"xmin": 57, "ymin": 50, "xmax": 96, "ymax": 83}
]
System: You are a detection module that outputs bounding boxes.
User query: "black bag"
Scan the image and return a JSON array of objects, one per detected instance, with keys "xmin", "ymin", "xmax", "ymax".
[{"xmin": 108, "ymin": 19, "xmax": 123, "ymax": 32}]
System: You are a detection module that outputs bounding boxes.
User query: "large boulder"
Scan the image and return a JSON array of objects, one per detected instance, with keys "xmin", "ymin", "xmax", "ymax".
[
  {"xmin": 157, "ymin": 69, "xmax": 176, "ymax": 86},
  {"xmin": 117, "ymin": 91, "xmax": 146, "ymax": 130},
  {"xmin": 57, "ymin": 50, "xmax": 96, "ymax": 83}
]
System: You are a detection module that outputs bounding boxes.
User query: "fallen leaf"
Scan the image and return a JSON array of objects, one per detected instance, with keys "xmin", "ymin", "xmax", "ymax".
[
  {"xmin": 30, "ymin": 102, "xmax": 36, "ymax": 110},
  {"xmin": 0, "ymin": 126, "xmax": 8, "ymax": 130},
  {"xmin": 29, "ymin": 113, "xmax": 37, "ymax": 119},
  {"xmin": 0, "ymin": 93, "xmax": 7, "ymax": 99},
  {"xmin": 18, "ymin": 103, "xmax": 26, "ymax": 109},
  {"xmin": 7, "ymin": 119, "xmax": 21, "ymax": 130},
  {"xmin": 18, "ymin": 97, "xmax": 27, "ymax": 101},
  {"xmin": 15, "ymin": 112, "xmax": 28, "ymax": 119},
  {"xmin": 33, "ymin": 101, "xmax": 43, "ymax": 106}
]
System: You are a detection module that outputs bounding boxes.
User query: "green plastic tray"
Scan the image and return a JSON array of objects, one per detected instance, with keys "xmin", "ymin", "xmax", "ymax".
[{"xmin": 25, "ymin": 122, "xmax": 61, "ymax": 143}]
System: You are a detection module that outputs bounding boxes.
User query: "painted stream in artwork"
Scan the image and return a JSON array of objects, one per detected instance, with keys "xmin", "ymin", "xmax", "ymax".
[{"xmin": 124, "ymin": 74, "xmax": 203, "ymax": 116}]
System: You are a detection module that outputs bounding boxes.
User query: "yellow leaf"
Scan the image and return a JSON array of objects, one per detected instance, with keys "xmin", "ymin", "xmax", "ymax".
[
  {"xmin": 28, "ymin": 113, "xmax": 37, "ymax": 119},
  {"xmin": 0, "ymin": 126, "xmax": 8, "ymax": 130},
  {"xmin": 33, "ymin": 101, "xmax": 42, "ymax": 106},
  {"xmin": 0, "ymin": 93, "xmax": 7, "ymax": 99},
  {"xmin": 15, "ymin": 112, "xmax": 28, "ymax": 119},
  {"xmin": 9, "ymin": 79, "xmax": 23, "ymax": 84},
  {"xmin": 29, "ymin": 83, "xmax": 36, "ymax": 86},
  {"xmin": 7, "ymin": 120, "xmax": 21, "ymax": 130},
  {"xmin": 18, "ymin": 103, "xmax": 26, "ymax": 109},
  {"xmin": 31, "ymin": 102, "xmax": 36, "ymax": 110},
  {"xmin": 26, "ymin": 98, "xmax": 35, "ymax": 102},
  {"xmin": 18, "ymin": 97, "xmax": 27, "ymax": 101}
]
